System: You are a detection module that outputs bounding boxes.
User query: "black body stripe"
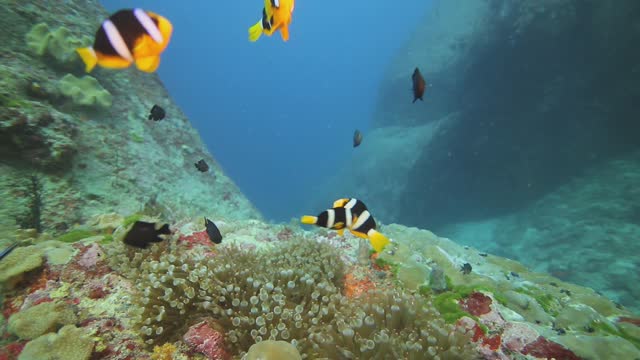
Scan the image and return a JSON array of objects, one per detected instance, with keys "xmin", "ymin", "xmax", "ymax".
[
  {"xmin": 354, "ymin": 215, "xmax": 376, "ymax": 233},
  {"xmin": 350, "ymin": 200, "xmax": 368, "ymax": 216},
  {"xmin": 261, "ymin": 8, "xmax": 272, "ymax": 30},
  {"xmin": 316, "ymin": 211, "xmax": 328, "ymax": 227},
  {"xmin": 333, "ymin": 208, "xmax": 347, "ymax": 226}
]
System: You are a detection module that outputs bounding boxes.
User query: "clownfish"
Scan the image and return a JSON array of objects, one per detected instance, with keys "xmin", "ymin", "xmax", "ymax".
[
  {"xmin": 301, "ymin": 198, "xmax": 390, "ymax": 253},
  {"xmin": 76, "ymin": 8, "xmax": 173, "ymax": 73},
  {"xmin": 248, "ymin": 0, "xmax": 295, "ymax": 42}
]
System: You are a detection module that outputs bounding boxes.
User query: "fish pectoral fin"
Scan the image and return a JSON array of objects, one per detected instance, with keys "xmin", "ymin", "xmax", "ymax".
[
  {"xmin": 249, "ymin": 21, "xmax": 263, "ymax": 42},
  {"xmin": 349, "ymin": 229, "xmax": 368, "ymax": 239},
  {"xmin": 135, "ymin": 56, "xmax": 161, "ymax": 73},
  {"xmin": 333, "ymin": 222, "xmax": 345, "ymax": 229},
  {"xmin": 279, "ymin": 24, "xmax": 290, "ymax": 41},
  {"xmin": 337, "ymin": 228, "xmax": 345, "ymax": 236}
]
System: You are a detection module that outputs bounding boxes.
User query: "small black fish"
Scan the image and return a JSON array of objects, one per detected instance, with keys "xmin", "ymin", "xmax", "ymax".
[
  {"xmin": 195, "ymin": 159, "xmax": 209, "ymax": 172},
  {"xmin": 0, "ymin": 242, "xmax": 18, "ymax": 261},
  {"xmin": 123, "ymin": 221, "xmax": 171, "ymax": 249},
  {"xmin": 460, "ymin": 262, "xmax": 472, "ymax": 275},
  {"xmin": 412, "ymin": 67, "xmax": 426, "ymax": 103},
  {"xmin": 148, "ymin": 105, "xmax": 166, "ymax": 121},
  {"xmin": 204, "ymin": 217, "xmax": 223, "ymax": 244},
  {"xmin": 353, "ymin": 129, "xmax": 363, "ymax": 148}
]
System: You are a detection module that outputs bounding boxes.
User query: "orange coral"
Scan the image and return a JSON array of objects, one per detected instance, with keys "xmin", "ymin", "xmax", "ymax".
[{"xmin": 344, "ymin": 273, "xmax": 376, "ymax": 298}]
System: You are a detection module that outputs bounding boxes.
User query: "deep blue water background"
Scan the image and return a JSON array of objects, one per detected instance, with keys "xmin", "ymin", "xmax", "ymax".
[{"xmin": 101, "ymin": 0, "xmax": 432, "ymax": 222}]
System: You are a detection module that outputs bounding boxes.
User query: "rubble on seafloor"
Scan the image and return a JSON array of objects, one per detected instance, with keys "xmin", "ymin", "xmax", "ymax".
[{"xmin": 0, "ymin": 214, "xmax": 638, "ymax": 360}]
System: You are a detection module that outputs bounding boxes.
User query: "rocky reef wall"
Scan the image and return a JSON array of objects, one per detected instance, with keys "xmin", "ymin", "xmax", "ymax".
[
  {"xmin": 0, "ymin": 0, "xmax": 260, "ymax": 236},
  {"xmin": 373, "ymin": 0, "xmax": 640, "ymax": 228}
]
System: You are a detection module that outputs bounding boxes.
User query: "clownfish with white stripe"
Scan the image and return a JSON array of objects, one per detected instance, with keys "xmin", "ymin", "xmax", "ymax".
[
  {"xmin": 248, "ymin": 0, "xmax": 295, "ymax": 42},
  {"xmin": 301, "ymin": 198, "xmax": 391, "ymax": 253},
  {"xmin": 76, "ymin": 9, "xmax": 173, "ymax": 73}
]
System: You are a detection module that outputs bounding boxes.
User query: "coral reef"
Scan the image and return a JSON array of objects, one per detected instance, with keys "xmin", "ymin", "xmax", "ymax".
[{"xmin": 1, "ymin": 217, "xmax": 637, "ymax": 359}]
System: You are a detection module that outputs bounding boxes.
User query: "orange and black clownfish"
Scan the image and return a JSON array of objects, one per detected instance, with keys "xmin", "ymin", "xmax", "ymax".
[
  {"xmin": 248, "ymin": 0, "xmax": 295, "ymax": 42},
  {"xmin": 412, "ymin": 67, "xmax": 426, "ymax": 103},
  {"xmin": 301, "ymin": 198, "xmax": 390, "ymax": 253},
  {"xmin": 76, "ymin": 9, "xmax": 173, "ymax": 73}
]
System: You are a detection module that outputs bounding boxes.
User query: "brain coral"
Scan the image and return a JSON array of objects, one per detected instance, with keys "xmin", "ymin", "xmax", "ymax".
[{"xmin": 107, "ymin": 237, "xmax": 476, "ymax": 359}]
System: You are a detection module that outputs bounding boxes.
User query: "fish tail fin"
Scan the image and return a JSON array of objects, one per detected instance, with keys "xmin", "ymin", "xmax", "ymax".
[
  {"xmin": 76, "ymin": 47, "xmax": 98, "ymax": 72},
  {"xmin": 368, "ymin": 230, "xmax": 390, "ymax": 253},
  {"xmin": 136, "ymin": 56, "xmax": 161, "ymax": 73},
  {"xmin": 249, "ymin": 21, "xmax": 263, "ymax": 42},
  {"xmin": 157, "ymin": 223, "xmax": 171, "ymax": 234},
  {"xmin": 280, "ymin": 25, "xmax": 290, "ymax": 41},
  {"xmin": 301, "ymin": 215, "xmax": 318, "ymax": 225}
]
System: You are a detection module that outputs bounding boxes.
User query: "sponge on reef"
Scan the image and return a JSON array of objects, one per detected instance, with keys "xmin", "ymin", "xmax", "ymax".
[
  {"xmin": 8, "ymin": 301, "xmax": 78, "ymax": 339},
  {"xmin": 25, "ymin": 23, "xmax": 91, "ymax": 67},
  {"xmin": 58, "ymin": 74, "xmax": 112, "ymax": 109},
  {"xmin": 246, "ymin": 340, "xmax": 301, "ymax": 360},
  {"xmin": 0, "ymin": 245, "xmax": 44, "ymax": 287},
  {"xmin": 18, "ymin": 325, "xmax": 94, "ymax": 360}
]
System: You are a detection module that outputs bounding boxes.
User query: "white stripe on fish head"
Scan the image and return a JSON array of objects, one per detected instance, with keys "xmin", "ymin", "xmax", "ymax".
[
  {"xmin": 103, "ymin": 20, "xmax": 133, "ymax": 61},
  {"xmin": 352, "ymin": 210, "xmax": 370, "ymax": 230},
  {"xmin": 134, "ymin": 8, "xmax": 163, "ymax": 44},
  {"xmin": 273, "ymin": 0, "xmax": 280, "ymax": 8},
  {"xmin": 345, "ymin": 198, "xmax": 357, "ymax": 209}
]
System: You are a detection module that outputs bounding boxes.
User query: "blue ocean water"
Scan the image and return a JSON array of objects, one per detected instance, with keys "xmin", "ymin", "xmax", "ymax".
[{"xmin": 101, "ymin": 0, "xmax": 432, "ymax": 222}]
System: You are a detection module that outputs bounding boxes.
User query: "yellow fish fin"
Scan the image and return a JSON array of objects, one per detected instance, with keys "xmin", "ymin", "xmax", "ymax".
[
  {"xmin": 135, "ymin": 55, "xmax": 161, "ymax": 73},
  {"xmin": 349, "ymin": 229, "xmax": 368, "ymax": 239},
  {"xmin": 280, "ymin": 24, "xmax": 290, "ymax": 41},
  {"xmin": 367, "ymin": 230, "xmax": 390, "ymax": 253},
  {"xmin": 333, "ymin": 222, "xmax": 345, "ymax": 229},
  {"xmin": 333, "ymin": 198, "xmax": 349, "ymax": 208},
  {"xmin": 337, "ymin": 228, "xmax": 345, "ymax": 236},
  {"xmin": 300, "ymin": 215, "xmax": 317, "ymax": 225},
  {"xmin": 76, "ymin": 47, "xmax": 98, "ymax": 73},
  {"xmin": 249, "ymin": 21, "xmax": 263, "ymax": 42}
]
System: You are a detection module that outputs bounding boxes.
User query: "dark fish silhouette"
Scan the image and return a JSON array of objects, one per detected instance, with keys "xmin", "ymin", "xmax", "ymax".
[
  {"xmin": 195, "ymin": 159, "xmax": 209, "ymax": 172},
  {"xmin": 0, "ymin": 242, "xmax": 18, "ymax": 261},
  {"xmin": 353, "ymin": 129, "xmax": 363, "ymax": 148},
  {"xmin": 148, "ymin": 105, "xmax": 166, "ymax": 121},
  {"xmin": 412, "ymin": 67, "xmax": 426, "ymax": 103},
  {"xmin": 460, "ymin": 262, "xmax": 472, "ymax": 275},
  {"xmin": 123, "ymin": 221, "xmax": 171, "ymax": 249},
  {"xmin": 204, "ymin": 217, "xmax": 223, "ymax": 244}
]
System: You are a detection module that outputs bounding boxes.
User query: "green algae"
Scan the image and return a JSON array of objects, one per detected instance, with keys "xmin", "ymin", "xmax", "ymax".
[
  {"xmin": 130, "ymin": 133, "xmax": 144, "ymax": 143},
  {"xmin": 122, "ymin": 213, "xmax": 143, "ymax": 228},
  {"xmin": 589, "ymin": 319, "xmax": 640, "ymax": 350},
  {"xmin": 55, "ymin": 229, "xmax": 96, "ymax": 243},
  {"xmin": 100, "ymin": 234, "xmax": 113, "ymax": 244},
  {"xmin": 515, "ymin": 285, "xmax": 559, "ymax": 316}
]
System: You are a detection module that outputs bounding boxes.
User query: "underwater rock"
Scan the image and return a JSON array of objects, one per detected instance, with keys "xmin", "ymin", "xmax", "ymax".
[{"xmin": 183, "ymin": 320, "xmax": 231, "ymax": 360}]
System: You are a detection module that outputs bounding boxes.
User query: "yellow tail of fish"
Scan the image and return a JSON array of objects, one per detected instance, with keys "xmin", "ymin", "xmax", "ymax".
[
  {"xmin": 300, "ymin": 215, "xmax": 317, "ymax": 225},
  {"xmin": 248, "ymin": 21, "xmax": 263, "ymax": 42},
  {"xmin": 76, "ymin": 47, "xmax": 98, "ymax": 72},
  {"xmin": 368, "ymin": 230, "xmax": 390, "ymax": 253}
]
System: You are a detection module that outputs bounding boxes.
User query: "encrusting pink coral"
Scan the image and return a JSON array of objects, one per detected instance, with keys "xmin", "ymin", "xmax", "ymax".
[{"xmin": 183, "ymin": 319, "xmax": 231, "ymax": 360}]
